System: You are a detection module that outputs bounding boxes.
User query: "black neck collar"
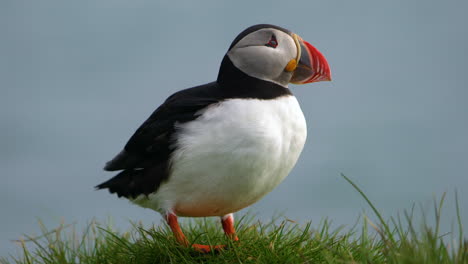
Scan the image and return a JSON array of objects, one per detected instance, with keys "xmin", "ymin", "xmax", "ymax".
[{"xmin": 216, "ymin": 55, "xmax": 292, "ymax": 100}]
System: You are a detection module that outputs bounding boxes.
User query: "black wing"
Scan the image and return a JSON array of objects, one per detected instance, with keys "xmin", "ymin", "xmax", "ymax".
[{"xmin": 96, "ymin": 82, "xmax": 222, "ymax": 198}]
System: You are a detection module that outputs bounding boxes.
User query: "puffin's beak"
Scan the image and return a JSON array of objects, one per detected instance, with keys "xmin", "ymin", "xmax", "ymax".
[{"xmin": 288, "ymin": 34, "xmax": 331, "ymax": 84}]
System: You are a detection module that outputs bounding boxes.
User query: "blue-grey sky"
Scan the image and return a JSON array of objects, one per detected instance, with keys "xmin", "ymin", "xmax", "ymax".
[{"xmin": 2, "ymin": 0, "xmax": 467, "ymax": 257}]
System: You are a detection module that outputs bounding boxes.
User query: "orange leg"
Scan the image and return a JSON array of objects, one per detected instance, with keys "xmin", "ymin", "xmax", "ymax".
[
  {"xmin": 165, "ymin": 212, "xmax": 190, "ymax": 247},
  {"xmin": 165, "ymin": 212, "xmax": 227, "ymax": 253},
  {"xmin": 221, "ymin": 213, "xmax": 239, "ymax": 241}
]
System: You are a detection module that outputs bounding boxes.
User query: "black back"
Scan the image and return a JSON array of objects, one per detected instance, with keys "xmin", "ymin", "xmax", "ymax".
[{"xmin": 96, "ymin": 30, "xmax": 292, "ymax": 199}]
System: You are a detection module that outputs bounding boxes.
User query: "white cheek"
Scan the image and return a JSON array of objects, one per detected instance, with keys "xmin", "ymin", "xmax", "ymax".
[
  {"xmin": 228, "ymin": 46, "xmax": 287, "ymax": 81},
  {"xmin": 226, "ymin": 28, "xmax": 298, "ymax": 86}
]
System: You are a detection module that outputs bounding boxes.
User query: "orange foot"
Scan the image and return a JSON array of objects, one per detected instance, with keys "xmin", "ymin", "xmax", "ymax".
[{"xmin": 192, "ymin": 244, "xmax": 226, "ymax": 253}]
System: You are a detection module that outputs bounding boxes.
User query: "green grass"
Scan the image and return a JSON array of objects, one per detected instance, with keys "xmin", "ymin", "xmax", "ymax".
[{"xmin": 2, "ymin": 175, "xmax": 467, "ymax": 264}]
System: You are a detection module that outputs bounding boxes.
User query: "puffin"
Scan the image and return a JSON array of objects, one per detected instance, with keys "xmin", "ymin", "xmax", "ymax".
[{"xmin": 96, "ymin": 24, "xmax": 331, "ymax": 252}]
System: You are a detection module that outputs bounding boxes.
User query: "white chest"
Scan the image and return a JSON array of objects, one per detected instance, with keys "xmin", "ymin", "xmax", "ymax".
[{"xmin": 134, "ymin": 96, "xmax": 307, "ymax": 217}]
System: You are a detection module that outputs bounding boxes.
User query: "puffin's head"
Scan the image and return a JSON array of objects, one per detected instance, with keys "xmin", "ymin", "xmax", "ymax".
[{"xmin": 225, "ymin": 24, "xmax": 331, "ymax": 87}]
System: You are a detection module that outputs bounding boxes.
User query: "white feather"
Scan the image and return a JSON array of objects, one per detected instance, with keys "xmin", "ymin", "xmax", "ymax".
[
  {"xmin": 132, "ymin": 95, "xmax": 307, "ymax": 217},
  {"xmin": 227, "ymin": 28, "xmax": 297, "ymax": 87}
]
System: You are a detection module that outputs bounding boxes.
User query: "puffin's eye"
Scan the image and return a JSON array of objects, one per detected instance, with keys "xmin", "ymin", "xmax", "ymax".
[{"xmin": 265, "ymin": 35, "xmax": 278, "ymax": 48}]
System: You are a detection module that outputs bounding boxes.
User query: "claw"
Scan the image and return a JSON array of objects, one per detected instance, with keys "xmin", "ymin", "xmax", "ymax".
[
  {"xmin": 192, "ymin": 244, "xmax": 226, "ymax": 253},
  {"xmin": 165, "ymin": 211, "xmax": 239, "ymax": 253}
]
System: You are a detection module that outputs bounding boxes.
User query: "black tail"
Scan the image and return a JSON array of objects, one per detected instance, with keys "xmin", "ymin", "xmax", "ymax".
[
  {"xmin": 96, "ymin": 170, "xmax": 141, "ymax": 198},
  {"xmin": 96, "ymin": 163, "xmax": 169, "ymax": 199}
]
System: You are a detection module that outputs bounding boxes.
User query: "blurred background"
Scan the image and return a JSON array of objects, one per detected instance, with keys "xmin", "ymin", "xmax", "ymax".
[{"xmin": 2, "ymin": 0, "xmax": 467, "ymax": 257}]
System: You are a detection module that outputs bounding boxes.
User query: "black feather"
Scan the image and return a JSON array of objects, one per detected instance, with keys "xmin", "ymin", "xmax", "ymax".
[{"xmin": 96, "ymin": 55, "xmax": 291, "ymax": 199}]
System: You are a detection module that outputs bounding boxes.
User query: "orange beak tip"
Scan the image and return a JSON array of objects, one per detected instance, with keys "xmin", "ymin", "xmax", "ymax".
[{"xmin": 292, "ymin": 39, "xmax": 331, "ymax": 84}]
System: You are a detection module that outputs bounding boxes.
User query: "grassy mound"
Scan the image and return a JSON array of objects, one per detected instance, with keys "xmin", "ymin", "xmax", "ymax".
[{"xmin": 2, "ymin": 175, "xmax": 466, "ymax": 263}]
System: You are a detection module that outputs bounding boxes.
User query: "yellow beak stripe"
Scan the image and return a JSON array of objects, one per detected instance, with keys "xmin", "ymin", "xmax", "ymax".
[
  {"xmin": 285, "ymin": 59, "xmax": 297, "ymax": 72},
  {"xmin": 284, "ymin": 34, "xmax": 302, "ymax": 72}
]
